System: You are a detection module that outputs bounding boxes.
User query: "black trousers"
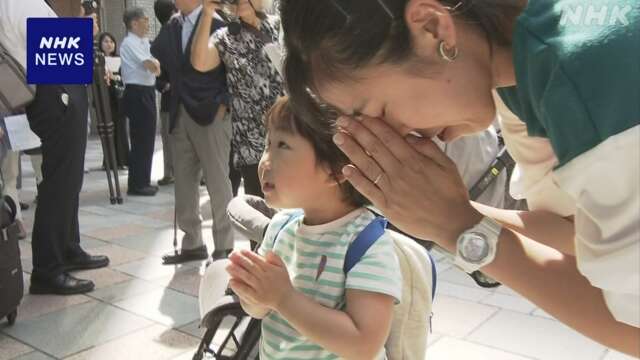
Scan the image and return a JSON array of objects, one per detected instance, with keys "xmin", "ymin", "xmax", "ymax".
[
  {"xmin": 26, "ymin": 84, "xmax": 88, "ymax": 279},
  {"xmin": 123, "ymin": 85, "xmax": 156, "ymax": 189},
  {"xmin": 229, "ymin": 162, "xmax": 263, "ymax": 198}
]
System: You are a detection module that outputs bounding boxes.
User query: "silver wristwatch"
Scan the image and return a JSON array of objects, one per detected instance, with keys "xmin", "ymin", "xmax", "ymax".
[{"xmin": 454, "ymin": 216, "xmax": 502, "ymax": 273}]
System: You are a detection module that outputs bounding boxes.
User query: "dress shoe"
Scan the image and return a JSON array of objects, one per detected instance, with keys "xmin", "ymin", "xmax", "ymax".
[
  {"xmin": 162, "ymin": 246, "xmax": 208, "ymax": 265},
  {"xmin": 127, "ymin": 186, "xmax": 158, "ymax": 196},
  {"xmin": 64, "ymin": 253, "xmax": 110, "ymax": 272},
  {"xmin": 157, "ymin": 176, "xmax": 174, "ymax": 186},
  {"xmin": 30, "ymin": 273, "xmax": 95, "ymax": 295},
  {"xmin": 19, "ymin": 202, "xmax": 29, "ymax": 211}
]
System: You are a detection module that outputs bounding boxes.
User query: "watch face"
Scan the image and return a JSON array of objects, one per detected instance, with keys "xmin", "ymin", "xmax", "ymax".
[{"xmin": 460, "ymin": 232, "xmax": 489, "ymax": 263}]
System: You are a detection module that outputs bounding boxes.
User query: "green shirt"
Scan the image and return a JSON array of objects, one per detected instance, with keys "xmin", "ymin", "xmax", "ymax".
[{"xmin": 497, "ymin": 0, "xmax": 640, "ymax": 167}]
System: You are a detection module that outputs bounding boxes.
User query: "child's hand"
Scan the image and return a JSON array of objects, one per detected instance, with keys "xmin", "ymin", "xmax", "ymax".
[{"xmin": 226, "ymin": 250, "xmax": 293, "ymax": 310}]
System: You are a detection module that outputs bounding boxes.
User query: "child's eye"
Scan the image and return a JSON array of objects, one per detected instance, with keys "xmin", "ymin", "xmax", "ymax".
[{"xmin": 277, "ymin": 141, "xmax": 290, "ymax": 149}]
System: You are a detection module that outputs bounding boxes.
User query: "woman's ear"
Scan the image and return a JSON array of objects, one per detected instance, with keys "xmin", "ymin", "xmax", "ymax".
[{"xmin": 404, "ymin": 0, "xmax": 457, "ymax": 58}]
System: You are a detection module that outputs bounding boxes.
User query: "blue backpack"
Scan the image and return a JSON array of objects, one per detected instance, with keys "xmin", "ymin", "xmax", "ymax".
[{"xmin": 272, "ymin": 212, "xmax": 437, "ymax": 301}]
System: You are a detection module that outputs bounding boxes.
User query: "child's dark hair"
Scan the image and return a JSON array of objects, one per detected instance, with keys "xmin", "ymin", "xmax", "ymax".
[
  {"xmin": 281, "ymin": 0, "xmax": 523, "ymax": 123},
  {"xmin": 265, "ymin": 96, "xmax": 370, "ymax": 208}
]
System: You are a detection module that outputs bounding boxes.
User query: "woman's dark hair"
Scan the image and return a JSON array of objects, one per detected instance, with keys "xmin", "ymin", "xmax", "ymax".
[
  {"xmin": 281, "ymin": 0, "xmax": 523, "ymax": 124},
  {"xmin": 154, "ymin": 0, "xmax": 177, "ymax": 26},
  {"xmin": 98, "ymin": 32, "xmax": 118, "ymax": 56},
  {"xmin": 265, "ymin": 96, "xmax": 370, "ymax": 208}
]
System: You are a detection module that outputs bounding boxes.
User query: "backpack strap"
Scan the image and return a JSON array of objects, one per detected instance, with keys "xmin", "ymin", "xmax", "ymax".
[
  {"xmin": 344, "ymin": 214, "xmax": 438, "ymax": 301},
  {"xmin": 427, "ymin": 251, "xmax": 437, "ymax": 301},
  {"xmin": 343, "ymin": 217, "xmax": 388, "ymax": 273},
  {"xmin": 271, "ymin": 211, "xmax": 303, "ymax": 248}
]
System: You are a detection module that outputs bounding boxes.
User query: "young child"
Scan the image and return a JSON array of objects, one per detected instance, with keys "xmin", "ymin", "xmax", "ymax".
[{"xmin": 225, "ymin": 96, "xmax": 402, "ymax": 359}]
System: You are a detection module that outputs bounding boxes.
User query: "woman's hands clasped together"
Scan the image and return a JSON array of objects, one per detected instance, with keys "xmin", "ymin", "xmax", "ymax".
[{"xmin": 333, "ymin": 115, "xmax": 482, "ymax": 247}]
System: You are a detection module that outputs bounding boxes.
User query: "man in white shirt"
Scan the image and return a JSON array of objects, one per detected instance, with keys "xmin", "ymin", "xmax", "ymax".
[
  {"xmin": 0, "ymin": 0, "xmax": 109, "ymax": 295},
  {"xmin": 120, "ymin": 7, "xmax": 162, "ymax": 196}
]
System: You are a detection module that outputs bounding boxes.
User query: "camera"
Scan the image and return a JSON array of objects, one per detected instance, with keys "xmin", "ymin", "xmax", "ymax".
[
  {"xmin": 81, "ymin": 0, "xmax": 99, "ymax": 16},
  {"xmin": 215, "ymin": 0, "xmax": 242, "ymax": 35}
]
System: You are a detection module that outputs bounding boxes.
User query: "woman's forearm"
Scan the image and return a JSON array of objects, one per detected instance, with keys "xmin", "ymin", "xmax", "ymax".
[
  {"xmin": 440, "ymin": 219, "xmax": 639, "ymax": 356},
  {"xmin": 274, "ymin": 291, "xmax": 387, "ymax": 360},
  {"xmin": 472, "ymin": 202, "xmax": 576, "ymax": 255},
  {"xmin": 190, "ymin": 11, "xmax": 220, "ymax": 72}
]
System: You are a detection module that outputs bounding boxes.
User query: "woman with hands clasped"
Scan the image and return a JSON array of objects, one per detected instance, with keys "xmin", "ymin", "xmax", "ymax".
[{"xmin": 279, "ymin": 0, "xmax": 640, "ymax": 356}]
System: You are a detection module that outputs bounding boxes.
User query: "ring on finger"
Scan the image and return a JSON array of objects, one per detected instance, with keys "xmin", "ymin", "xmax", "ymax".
[{"xmin": 373, "ymin": 173, "xmax": 384, "ymax": 186}]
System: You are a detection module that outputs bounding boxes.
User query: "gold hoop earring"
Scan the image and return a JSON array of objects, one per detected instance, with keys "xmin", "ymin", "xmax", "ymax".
[{"xmin": 438, "ymin": 41, "xmax": 459, "ymax": 62}]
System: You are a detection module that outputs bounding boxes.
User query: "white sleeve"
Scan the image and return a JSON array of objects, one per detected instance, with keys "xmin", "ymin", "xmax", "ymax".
[
  {"xmin": 15, "ymin": 0, "xmax": 57, "ymax": 41},
  {"xmin": 120, "ymin": 39, "xmax": 153, "ymax": 65},
  {"xmin": 553, "ymin": 125, "xmax": 640, "ymax": 327},
  {"xmin": 444, "ymin": 126, "xmax": 507, "ymax": 208},
  {"xmin": 0, "ymin": 0, "xmax": 56, "ymax": 69},
  {"xmin": 494, "ymin": 92, "xmax": 576, "ymax": 216}
]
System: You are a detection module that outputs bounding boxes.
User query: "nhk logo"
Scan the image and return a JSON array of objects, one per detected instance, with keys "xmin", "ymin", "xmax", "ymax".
[
  {"xmin": 560, "ymin": 4, "xmax": 633, "ymax": 26},
  {"xmin": 27, "ymin": 18, "xmax": 93, "ymax": 84},
  {"xmin": 36, "ymin": 36, "xmax": 85, "ymax": 66}
]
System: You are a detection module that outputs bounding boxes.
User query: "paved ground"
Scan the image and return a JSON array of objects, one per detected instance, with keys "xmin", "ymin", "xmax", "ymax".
[{"xmin": 0, "ymin": 137, "xmax": 635, "ymax": 360}]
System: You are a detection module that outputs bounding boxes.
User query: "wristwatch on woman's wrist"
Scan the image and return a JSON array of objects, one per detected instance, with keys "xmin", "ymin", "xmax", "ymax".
[{"xmin": 454, "ymin": 216, "xmax": 502, "ymax": 273}]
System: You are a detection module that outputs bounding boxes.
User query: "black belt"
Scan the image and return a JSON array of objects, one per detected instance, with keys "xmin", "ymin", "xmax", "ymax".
[{"xmin": 125, "ymin": 84, "xmax": 155, "ymax": 89}]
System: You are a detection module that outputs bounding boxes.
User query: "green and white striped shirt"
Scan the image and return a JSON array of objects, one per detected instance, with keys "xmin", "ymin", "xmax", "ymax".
[{"xmin": 257, "ymin": 208, "xmax": 402, "ymax": 359}]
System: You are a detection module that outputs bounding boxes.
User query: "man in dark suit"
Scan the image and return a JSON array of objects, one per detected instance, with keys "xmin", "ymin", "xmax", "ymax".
[
  {"xmin": 151, "ymin": 0, "xmax": 234, "ymax": 264},
  {"xmin": 0, "ymin": 0, "xmax": 109, "ymax": 295},
  {"xmin": 154, "ymin": 0, "xmax": 178, "ymax": 186}
]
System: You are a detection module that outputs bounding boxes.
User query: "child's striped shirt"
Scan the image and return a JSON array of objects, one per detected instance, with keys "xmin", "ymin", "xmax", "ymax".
[{"xmin": 257, "ymin": 208, "xmax": 402, "ymax": 359}]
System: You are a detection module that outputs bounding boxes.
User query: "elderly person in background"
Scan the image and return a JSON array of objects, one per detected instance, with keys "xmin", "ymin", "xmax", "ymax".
[
  {"xmin": 151, "ymin": 0, "xmax": 235, "ymax": 264},
  {"xmin": 120, "ymin": 7, "xmax": 161, "ymax": 196}
]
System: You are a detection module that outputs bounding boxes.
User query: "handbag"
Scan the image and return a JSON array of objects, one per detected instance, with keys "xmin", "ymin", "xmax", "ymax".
[{"xmin": 0, "ymin": 41, "xmax": 36, "ymax": 114}]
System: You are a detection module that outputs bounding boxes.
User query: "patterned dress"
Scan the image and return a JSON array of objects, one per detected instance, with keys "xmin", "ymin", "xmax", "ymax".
[{"xmin": 213, "ymin": 15, "xmax": 284, "ymax": 168}]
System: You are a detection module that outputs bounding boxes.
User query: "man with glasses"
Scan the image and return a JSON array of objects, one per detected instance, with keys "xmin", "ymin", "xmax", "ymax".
[{"xmin": 120, "ymin": 7, "xmax": 162, "ymax": 196}]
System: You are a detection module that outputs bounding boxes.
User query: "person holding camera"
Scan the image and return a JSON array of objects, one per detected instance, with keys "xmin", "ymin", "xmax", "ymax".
[{"xmin": 191, "ymin": 0, "xmax": 283, "ymax": 198}]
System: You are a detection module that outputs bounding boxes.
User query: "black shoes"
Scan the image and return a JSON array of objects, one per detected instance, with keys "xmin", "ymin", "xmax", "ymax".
[
  {"xmin": 157, "ymin": 176, "xmax": 174, "ymax": 186},
  {"xmin": 30, "ymin": 273, "xmax": 95, "ymax": 295},
  {"xmin": 127, "ymin": 186, "xmax": 158, "ymax": 196},
  {"xmin": 29, "ymin": 252, "xmax": 110, "ymax": 295},
  {"xmin": 63, "ymin": 253, "xmax": 110, "ymax": 272},
  {"xmin": 162, "ymin": 246, "xmax": 208, "ymax": 265}
]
